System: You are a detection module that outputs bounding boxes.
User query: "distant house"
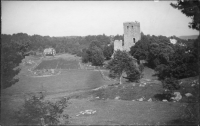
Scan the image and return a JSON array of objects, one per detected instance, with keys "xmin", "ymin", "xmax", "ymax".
[
  {"xmin": 43, "ymin": 48, "xmax": 56, "ymax": 56},
  {"xmin": 170, "ymin": 39, "xmax": 177, "ymax": 44}
]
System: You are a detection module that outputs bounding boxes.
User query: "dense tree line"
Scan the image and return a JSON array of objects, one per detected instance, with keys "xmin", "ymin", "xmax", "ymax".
[
  {"xmin": 2, "ymin": 31, "xmax": 198, "ymax": 89},
  {"xmin": 82, "ymin": 40, "xmax": 114, "ymax": 66},
  {"xmin": 130, "ymin": 33, "xmax": 198, "ymax": 81},
  {"xmin": 2, "ymin": 33, "xmax": 30, "ymax": 89},
  {"xmin": 1, "ymin": 33, "xmax": 112, "ymax": 88}
]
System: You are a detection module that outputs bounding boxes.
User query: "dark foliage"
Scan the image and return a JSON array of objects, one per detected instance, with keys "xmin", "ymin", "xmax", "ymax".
[
  {"xmin": 130, "ymin": 33, "xmax": 198, "ymax": 81},
  {"xmin": 154, "ymin": 92, "xmax": 174, "ymax": 101},
  {"xmin": 13, "ymin": 94, "xmax": 69, "ymax": 125},
  {"xmin": 171, "ymin": 0, "xmax": 200, "ymax": 30},
  {"xmin": 114, "ymin": 34, "xmax": 124, "ymax": 41},
  {"xmin": 107, "ymin": 50, "xmax": 142, "ymax": 84},
  {"xmin": 90, "ymin": 46, "xmax": 104, "ymax": 66},
  {"xmin": 81, "ymin": 48, "xmax": 90, "ymax": 63},
  {"xmin": 1, "ymin": 33, "xmax": 30, "ymax": 89},
  {"xmin": 155, "ymin": 37, "xmax": 198, "ymax": 80},
  {"xmin": 103, "ymin": 44, "xmax": 114, "ymax": 60},
  {"xmin": 162, "ymin": 77, "xmax": 180, "ymax": 90},
  {"xmin": 81, "ymin": 40, "xmax": 105, "ymax": 66},
  {"xmin": 168, "ymin": 103, "xmax": 199, "ymax": 125}
]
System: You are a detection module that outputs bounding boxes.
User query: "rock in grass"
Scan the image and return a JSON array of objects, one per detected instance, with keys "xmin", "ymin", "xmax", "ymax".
[
  {"xmin": 162, "ymin": 99, "xmax": 168, "ymax": 102},
  {"xmin": 139, "ymin": 84, "xmax": 145, "ymax": 87},
  {"xmin": 138, "ymin": 97, "xmax": 144, "ymax": 101},
  {"xmin": 171, "ymin": 92, "xmax": 182, "ymax": 101},
  {"xmin": 185, "ymin": 93, "xmax": 193, "ymax": 97},
  {"xmin": 148, "ymin": 98, "xmax": 152, "ymax": 102},
  {"xmin": 115, "ymin": 96, "xmax": 120, "ymax": 100}
]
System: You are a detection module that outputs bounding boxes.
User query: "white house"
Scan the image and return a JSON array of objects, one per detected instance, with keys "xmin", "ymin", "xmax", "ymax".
[
  {"xmin": 169, "ymin": 39, "xmax": 177, "ymax": 44},
  {"xmin": 43, "ymin": 48, "xmax": 56, "ymax": 56}
]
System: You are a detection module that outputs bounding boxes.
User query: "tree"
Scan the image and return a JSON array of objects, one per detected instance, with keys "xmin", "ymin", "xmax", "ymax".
[
  {"xmin": 90, "ymin": 46, "xmax": 104, "ymax": 66},
  {"xmin": 81, "ymin": 40, "xmax": 105, "ymax": 66},
  {"xmin": 1, "ymin": 34, "xmax": 30, "ymax": 89},
  {"xmin": 81, "ymin": 48, "xmax": 89, "ymax": 63},
  {"xmin": 106, "ymin": 50, "xmax": 141, "ymax": 84},
  {"xmin": 13, "ymin": 94, "xmax": 69, "ymax": 125},
  {"xmin": 88, "ymin": 40, "xmax": 103, "ymax": 50},
  {"xmin": 103, "ymin": 44, "xmax": 114, "ymax": 60},
  {"xmin": 170, "ymin": 0, "xmax": 200, "ymax": 30},
  {"xmin": 154, "ymin": 40, "xmax": 198, "ymax": 80}
]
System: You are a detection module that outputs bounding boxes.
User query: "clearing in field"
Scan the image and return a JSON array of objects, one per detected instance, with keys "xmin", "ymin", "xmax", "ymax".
[{"xmin": 35, "ymin": 58, "xmax": 80, "ymax": 70}]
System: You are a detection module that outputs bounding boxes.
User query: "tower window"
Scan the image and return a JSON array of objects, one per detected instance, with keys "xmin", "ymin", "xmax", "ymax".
[
  {"xmin": 132, "ymin": 26, "xmax": 133, "ymax": 28},
  {"xmin": 133, "ymin": 38, "xmax": 135, "ymax": 43},
  {"xmin": 127, "ymin": 26, "xmax": 129, "ymax": 29}
]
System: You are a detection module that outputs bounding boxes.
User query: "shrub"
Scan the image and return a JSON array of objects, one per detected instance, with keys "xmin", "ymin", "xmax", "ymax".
[
  {"xmin": 154, "ymin": 64, "xmax": 171, "ymax": 80},
  {"xmin": 163, "ymin": 77, "xmax": 180, "ymax": 90},
  {"xmin": 125, "ymin": 68, "xmax": 142, "ymax": 82},
  {"xmin": 13, "ymin": 94, "xmax": 69, "ymax": 125}
]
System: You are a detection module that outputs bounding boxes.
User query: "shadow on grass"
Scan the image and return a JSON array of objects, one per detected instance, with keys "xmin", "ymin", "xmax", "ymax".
[
  {"xmin": 167, "ymin": 103, "xmax": 199, "ymax": 126},
  {"xmin": 153, "ymin": 92, "xmax": 174, "ymax": 101}
]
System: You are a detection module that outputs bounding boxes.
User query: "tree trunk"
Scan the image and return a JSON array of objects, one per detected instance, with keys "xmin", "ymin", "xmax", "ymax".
[{"xmin": 119, "ymin": 74, "xmax": 122, "ymax": 84}]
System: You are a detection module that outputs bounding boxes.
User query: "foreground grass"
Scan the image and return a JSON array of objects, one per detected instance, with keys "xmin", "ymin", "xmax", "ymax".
[
  {"xmin": 67, "ymin": 75, "xmax": 199, "ymax": 125},
  {"xmin": 64, "ymin": 98, "xmax": 187, "ymax": 125},
  {"xmin": 2, "ymin": 55, "xmax": 199, "ymax": 125}
]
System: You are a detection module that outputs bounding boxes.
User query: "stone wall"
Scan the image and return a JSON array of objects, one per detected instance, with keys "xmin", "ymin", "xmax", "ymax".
[{"xmin": 114, "ymin": 40, "xmax": 123, "ymax": 51}]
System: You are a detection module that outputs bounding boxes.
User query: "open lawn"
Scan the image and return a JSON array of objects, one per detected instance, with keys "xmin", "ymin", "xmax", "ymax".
[
  {"xmin": 1, "ymin": 54, "xmax": 199, "ymax": 125},
  {"xmin": 64, "ymin": 99, "xmax": 187, "ymax": 125},
  {"xmin": 35, "ymin": 58, "xmax": 80, "ymax": 70},
  {"xmin": 1, "ymin": 54, "xmax": 115, "ymax": 125},
  {"xmin": 2, "ymin": 70, "xmax": 115, "ymax": 96}
]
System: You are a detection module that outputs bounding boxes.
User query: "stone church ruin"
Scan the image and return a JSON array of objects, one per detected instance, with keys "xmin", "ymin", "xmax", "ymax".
[{"xmin": 114, "ymin": 21, "xmax": 141, "ymax": 52}]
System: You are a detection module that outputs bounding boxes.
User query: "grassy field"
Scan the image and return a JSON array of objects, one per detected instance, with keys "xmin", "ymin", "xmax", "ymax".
[
  {"xmin": 2, "ymin": 70, "xmax": 115, "ymax": 97},
  {"xmin": 1, "ymin": 54, "xmax": 114, "ymax": 125},
  {"xmin": 64, "ymin": 67, "xmax": 199, "ymax": 125},
  {"xmin": 64, "ymin": 99, "xmax": 187, "ymax": 125},
  {"xmin": 35, "ymin": 58, "xmax": 80, "ymax": 70},
  {"xmin": 1, "ymin": 54, "xmax": 199, "ymax": 125}
]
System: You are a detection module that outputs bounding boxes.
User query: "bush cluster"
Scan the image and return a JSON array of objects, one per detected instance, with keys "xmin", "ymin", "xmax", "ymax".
[
  {"xmin": 130, "ymin": 33, "xmax": 199, "ymax": 90},
  {"xmin": 82, "ymin": 40, "xmax": 114, "ymax": 66},
  {"xmin": 162, "ymin": 77, "xmax": 180, "ymax": 90},
  {"xmin": 13, "ymin": 94, "xmax": 69, "ymax": 125}
]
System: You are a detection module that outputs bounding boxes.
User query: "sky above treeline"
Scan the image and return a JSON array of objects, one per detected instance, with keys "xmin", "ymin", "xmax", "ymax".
[{"xmin": 2, "ymin": 1, "xmax": 199, "ymax": 37}]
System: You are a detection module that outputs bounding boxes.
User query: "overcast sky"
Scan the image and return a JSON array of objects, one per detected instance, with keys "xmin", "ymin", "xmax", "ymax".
[{"xmin": 2, "ymin": 1, "xmax": 199, "ymax": 37}]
